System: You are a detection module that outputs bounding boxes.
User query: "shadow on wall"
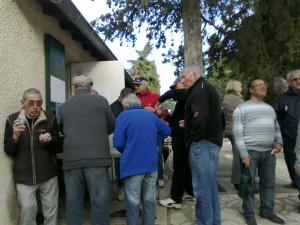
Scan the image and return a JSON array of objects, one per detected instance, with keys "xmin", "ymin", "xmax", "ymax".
[{"xmin": 6, "ymin": 178, "xmax": 20, "ymax": 224}]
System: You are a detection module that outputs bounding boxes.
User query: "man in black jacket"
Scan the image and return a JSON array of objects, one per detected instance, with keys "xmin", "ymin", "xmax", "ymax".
[
  {"xmin": 110, "ymin": 87, "xmax": 134, "ymax": 200},
  {"xmin": 181, "ymin": 67, "xmax": 223, "ymax": 225},
  {"xmin": 158, "ymin": 77, "xmax": 194, "ymax": 209},
  {"xmin": 4, "ymin": 88, "xmax": 60, "ymax": 225},
  {"xmin": 275, "ymin": 69, "xmax": 300, "ymax": 213}
]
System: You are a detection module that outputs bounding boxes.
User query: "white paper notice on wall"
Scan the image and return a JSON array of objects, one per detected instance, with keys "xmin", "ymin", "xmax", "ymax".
[{"xmin": 50, "ymin": 75, "xmax": 66, "ymax": 103}]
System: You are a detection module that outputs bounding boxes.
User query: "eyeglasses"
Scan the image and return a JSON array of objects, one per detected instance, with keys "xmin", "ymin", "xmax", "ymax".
[
  {"xmin": 251, "ymin": 84, "xmax": 267, "ymax": 88},
  {"xmin": 291, "ymin": 77, "xmax": 300, "ymax": 82},
  {"xmin": 27, "ymin": 100, "xmax": 43, "ymax": 107}
]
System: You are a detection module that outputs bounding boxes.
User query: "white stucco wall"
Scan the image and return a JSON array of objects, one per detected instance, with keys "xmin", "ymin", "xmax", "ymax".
[{"xmin": 0, "ymin": 0, "xmax": 98, "ymax": 224}]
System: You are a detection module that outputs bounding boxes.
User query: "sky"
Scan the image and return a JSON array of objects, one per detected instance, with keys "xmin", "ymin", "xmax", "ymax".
[{"xmin": 71, "ymin": 0, "xmax": 181, "ymax": 94}]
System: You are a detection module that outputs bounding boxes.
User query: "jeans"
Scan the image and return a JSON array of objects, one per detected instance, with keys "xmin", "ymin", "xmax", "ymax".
[
  {"xmin": 243, "ymin": 150, "xmax": 276, "ymax": 218},
  {"xmin": 170, "ymin": 135, "xmax": 193, "ymax": 203},
  {"xmin": 64, "ymin": 167, "xmax": 110, "ymax": 225},
  {"xmin": 158, "ymin": 142, "xmax": 164, "ymax": 180},
  {"xmin": 282, "ymin": 136, "xmax": 300, "ymax": 192},
  {"xmin": 114, "ymin": 157, "xmax": 123, "ymax": 187},
  {"xmin": 124, "ymin": 171, "xmax": 157, "ymax": 225},
  {"xmin": 16, "ymin": 176, "xmax": 58, "ymax": 225},
  {"xmin": 189, "ymin": 140, "xmax": 221, "ymax": 225}
]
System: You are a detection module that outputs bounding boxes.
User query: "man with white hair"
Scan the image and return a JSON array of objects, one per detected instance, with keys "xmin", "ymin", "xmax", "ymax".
[
  {"xmin": 113, "ymin": 93, "xmax": 171, "ymax": 225},
  {"xmin": 180, "ymin": 67, "xmax": 223, "ymax": 225},
  {"xmin": 275, "ymin": 69, "xmax": 300, "ymax": 213},
  {"xmin": 59, "ymin": 75, "xmax": 115, "ymax": 225},
  {"xmin": 132, "ymin": 77, "xmax": 166, "ymax": 188}
]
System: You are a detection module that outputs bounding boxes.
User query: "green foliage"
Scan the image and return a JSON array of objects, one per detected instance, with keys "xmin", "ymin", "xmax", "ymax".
[
  {"xmin": 96, "ymin": 0, "xmax": 182, "ymax": 48},
  {"xmin": 128, "ymin": 42, "xmax": 160, "ymax": 93},
  {"xmin": 93, "ymin": 0, "xmax": 300, "ymax": 104},
  {"xmin": 206, "ymin": 0, "xmax": 300, "ymax": 103}
]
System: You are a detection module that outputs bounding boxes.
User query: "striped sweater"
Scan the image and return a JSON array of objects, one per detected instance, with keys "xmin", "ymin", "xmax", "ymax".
[{"xmin": 232, "ymin": 100, "xmax": 282, "ymax": 158}]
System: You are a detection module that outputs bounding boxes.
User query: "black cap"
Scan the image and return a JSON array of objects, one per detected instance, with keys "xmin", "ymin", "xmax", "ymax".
[
  {"xmin": 132, "ymin": 77, "xmax": 148, "ymax": 85},
  {"xmin": 169, "ymin": 77, "xmax": 181, "ymax": 90}
]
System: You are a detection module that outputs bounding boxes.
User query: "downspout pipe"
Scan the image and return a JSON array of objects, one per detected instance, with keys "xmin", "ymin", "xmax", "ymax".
[{"xmin": 50, "ymin": 0, "xmax": 117, "ymax": 61}]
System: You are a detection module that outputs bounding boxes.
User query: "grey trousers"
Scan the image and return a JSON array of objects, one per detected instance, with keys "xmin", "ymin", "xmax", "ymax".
[{"xmin": 16, "ymin": 176, "xmax": 59, "ymax": 225}]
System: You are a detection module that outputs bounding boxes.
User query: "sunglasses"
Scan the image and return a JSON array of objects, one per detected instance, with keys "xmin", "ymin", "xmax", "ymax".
[{"xmin": 27, "ymin": 100, "xmax": 43, "ymax": 107}]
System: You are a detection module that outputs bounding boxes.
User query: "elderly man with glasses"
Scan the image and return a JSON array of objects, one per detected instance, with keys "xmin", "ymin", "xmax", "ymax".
[
  {"xmin": 275, "ymin": 69, "xmax": 300, "ymax": 213},
  {"xmin": 4, "ymin": 88, "xmax": 60, "ymax": 225}
]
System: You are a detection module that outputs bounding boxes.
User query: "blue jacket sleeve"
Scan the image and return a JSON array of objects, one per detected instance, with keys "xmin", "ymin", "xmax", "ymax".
[{"xmin": 156, "ymin": 117, "xmax": 171, "ymax": 143}]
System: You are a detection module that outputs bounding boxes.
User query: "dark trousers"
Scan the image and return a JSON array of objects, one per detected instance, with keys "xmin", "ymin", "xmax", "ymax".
[
  {"xmin": 170, "ymin": 135, "xmax": 193, "ymax": 203},
  {"xmin": 283, "ymin": 137, "xmax": 300, "ymax": 194}
]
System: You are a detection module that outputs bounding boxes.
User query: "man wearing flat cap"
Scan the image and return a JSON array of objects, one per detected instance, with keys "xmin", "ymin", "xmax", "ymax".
[{"xmin": 59, "ymin": 75, "xmax": 115, "ymax": 225}]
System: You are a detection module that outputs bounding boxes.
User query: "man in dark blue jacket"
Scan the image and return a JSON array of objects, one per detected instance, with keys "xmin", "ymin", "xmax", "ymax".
[
  {"xmin": 275, "ymin": 69, "xmax": 300, "ymax": 213},
  {"xmin": 113, "ymin": 93, "xmax": 171, "ymax": 225}
]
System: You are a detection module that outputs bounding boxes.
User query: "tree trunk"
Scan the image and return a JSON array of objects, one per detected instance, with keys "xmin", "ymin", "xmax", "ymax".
[{"xmin": 182, "ymin": 0, "xmax": 203, "ymax": 76}]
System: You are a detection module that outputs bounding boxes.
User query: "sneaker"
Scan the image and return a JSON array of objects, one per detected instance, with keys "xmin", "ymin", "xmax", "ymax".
[
  {"xmin": 245, "ymin": 217, "xmax": 257, "ymax": 225},
  {"xmin": 158, "ymin": 180, "xmax": 165, "ymax": 188},
  {"xmin": 159, "ymin": 198, "xmax": 182, "ymax": 209},
  {"xmin": 182, "ymin": 193, "xmax": 196, "ymax": 202},
  {"xmin": 298, "ymin": 205, "xmax": 300, "ymax": 213},
  {"xmin": 117, "ymin": 187, "xmax": 124, "ymax": 201},
  {"xmin": 259, "ymin": 213, "xmax": 285, "ymax": 224}
]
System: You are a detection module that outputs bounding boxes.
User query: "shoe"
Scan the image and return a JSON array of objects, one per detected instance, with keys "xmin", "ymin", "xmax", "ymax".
[
  {"xmin": 36, "ymin": 212, "xmax": 44, "ymax": 225},
  {"xmin": 159, "ymin": 198, "xmax": 182, "ymax": 209},
  {"xmin": 245, "ymin": 217, "xmax": 257, "ymax": 225},
  {"xmin": 259, "ymin": 213, "xmax": 285, "ymax": 224},
  {"xmin": 298, "ymin": 205, "xmax": 300, "ymax": 213},
  {"xmin": 158, "ymin": 180, "xmax": 165, "ymax": 188},
  {"xmin": 284, "ymin": 182, "xmax": 297, "ymax": 189},
  {"xmin": 117, "ymin": 187, "xmax": 124, "ymax": 201},
  {"xmin": 253, "ymin": 185, "xmax": 259, "ymax": 194},
  {"xmin": 182, "ymin": 193, "xmax": 196, "ymax": 202}
]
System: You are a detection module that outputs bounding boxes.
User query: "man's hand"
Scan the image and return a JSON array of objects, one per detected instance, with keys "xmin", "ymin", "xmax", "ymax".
[
  {"xmin": 144, "ymin": 106, "xmax": 156, "ymax": 113},
  {"xmin": 39, "ymin": 133, "xmax": 52, "ymax": 143},
  {"xmin": 179, "ymin": 120, "xmax": 184, "ymax": 128},
  {"xmin": 296, "ymin": 169, "xmax": 300, "ymax": 177},
  {"xmin": 271, "ymin": 143, "xmax": 282, "ymax": 155},
  {"xmin": 12, "ymin": 119, "xmax": 26, "ymax": 142},
  {"xmin": 242, "ymin": 155, "xmax": 251, "ymax": 167}
]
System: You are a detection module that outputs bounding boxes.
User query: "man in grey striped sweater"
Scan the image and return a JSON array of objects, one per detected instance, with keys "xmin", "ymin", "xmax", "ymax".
[{"xmin": 233, "ymin": 77, "xmax": 285, "ymax": 225}]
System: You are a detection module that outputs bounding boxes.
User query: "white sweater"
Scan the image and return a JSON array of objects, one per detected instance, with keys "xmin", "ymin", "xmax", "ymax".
[{"xmin": 233, "ymin": 101, "xmax": 282, "ymax": 158}]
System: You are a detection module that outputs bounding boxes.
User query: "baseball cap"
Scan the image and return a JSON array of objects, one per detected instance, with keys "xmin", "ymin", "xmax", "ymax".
[
  {"xmin": 132, "ymin": 77, "xmax": 148, "ymax": 86},
  {"xmin": 169, "ymin": 77, "xmax": 181, "ymax": 90}
]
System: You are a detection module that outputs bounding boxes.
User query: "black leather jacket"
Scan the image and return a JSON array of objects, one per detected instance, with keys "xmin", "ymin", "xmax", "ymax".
[{"xmin": 4, "ymin": 109, "xmax": 59, "ymax": 184}]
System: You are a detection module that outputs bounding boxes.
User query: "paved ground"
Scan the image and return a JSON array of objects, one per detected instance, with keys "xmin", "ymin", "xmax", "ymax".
[{"xmin": 58, "ymin": 139, "xmax": 300, "ymax": 224}]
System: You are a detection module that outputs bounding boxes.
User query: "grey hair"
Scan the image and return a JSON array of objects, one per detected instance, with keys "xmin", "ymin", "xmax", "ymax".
[
  {"xmin": 22, "ymin": 88, "xmax": 42, "ymax": 100},
  {"xmin": 120, "ymin": 87, "xmax": 134, "ymax": 98},
  {"xmin": 73, "ymin": 83, "xmax": 92, "ymax": 91},
  {"xmin": 185, "ymin": 66, "xmax": 202, "ymax": 78},
  {"xmin": 273, "ymin": 78, "xmax": 288, "ymax": 90},
  {"xmin": 122, "ymin": 93, "xmax": 141, "ymax": 109},
  {"xmin": 286, "ymin": 69, "xmax": 300, "ymax": 80}
]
